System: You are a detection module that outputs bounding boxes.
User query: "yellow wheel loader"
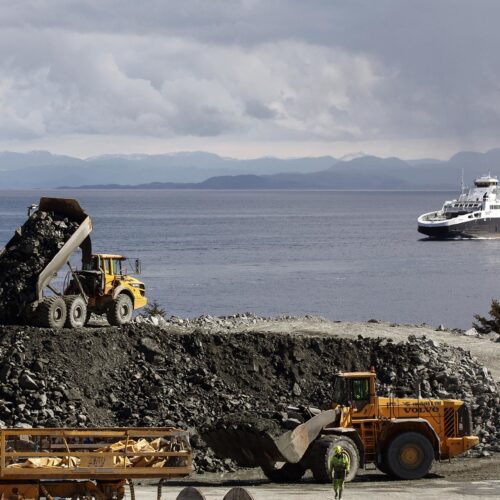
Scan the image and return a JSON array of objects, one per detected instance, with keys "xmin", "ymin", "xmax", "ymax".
[
  {"xmin": 3, "ymin": 198, "xmax": 147, "ymax": 328},
  {"xmin": 203, "ymin": 368, "xmax": 479, "ymax": 482}
]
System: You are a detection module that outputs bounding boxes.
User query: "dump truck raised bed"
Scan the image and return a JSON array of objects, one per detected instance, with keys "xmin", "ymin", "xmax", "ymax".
[
  {"xmin": 0, "ymin": 427, "xmax": 191, "ymax": 499},
  {"xmin": 203, "ymin": 368, "xmax": 479, "ymax": 482},
  {"xmin": 0, "ymin": 198, "xmax": 147, "ymax": 328}
]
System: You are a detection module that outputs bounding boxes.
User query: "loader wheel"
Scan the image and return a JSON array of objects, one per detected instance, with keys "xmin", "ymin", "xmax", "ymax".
[
  {"xmin": 385, "ymin": 431, "xmax": 434, "ymax": 480},
  {"xmin": 34, "ymin": 296, "xmax": 67, "ymax": 329},
  {"xmin": 64, "ymin": 295, "xmax": 87, "ymax": 328},
  {"xmin": 106, "ymin": 294, "xmax": 133, "ymax": 326},
  {"xmin": 261, "ymin": 462, "xmax": 306, "ymax": 483},
  {"xmin": 309, "ymin": 436, "xmax": 359, "ymax": 483}
]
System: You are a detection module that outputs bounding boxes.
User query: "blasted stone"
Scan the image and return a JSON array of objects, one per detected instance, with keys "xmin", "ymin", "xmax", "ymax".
[
  {"xmin": 464, "ymin": 328, "xmax": 479, "ymax": 337},
  {"xmin": 19, "ymin": 373, "xmax": 38, "ymax": 390},
  {"xmin": 0, "ymin": 323, "xmax": 496, "ymax": 473},
  {"xmin": 0, "ymin": 210, "xmax": 79, "ymax": 323}
]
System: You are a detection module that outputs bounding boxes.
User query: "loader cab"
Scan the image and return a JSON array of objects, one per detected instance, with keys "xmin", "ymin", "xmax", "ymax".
[{"xmin": 333, "ymin": 370, "xmax": 376, "ymax": 411}]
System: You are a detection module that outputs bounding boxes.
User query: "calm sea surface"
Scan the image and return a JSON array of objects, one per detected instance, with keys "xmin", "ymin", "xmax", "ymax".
[{"xmin": 0, "ymin": 189, "xmax": 497, "ymax": 329}]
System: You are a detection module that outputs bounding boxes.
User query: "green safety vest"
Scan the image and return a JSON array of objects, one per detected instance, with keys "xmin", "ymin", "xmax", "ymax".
[{"xmin": 329, "ymin": 453, "xmax": 350, "ymax": 479}]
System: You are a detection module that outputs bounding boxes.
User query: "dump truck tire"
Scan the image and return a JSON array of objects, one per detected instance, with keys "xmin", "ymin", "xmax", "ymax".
[
  {"xmin": 385, "ymin": 431, "xmax": 434, "ymax": 480},
  {"xmin": 261, "ymin": 462, "xmax": 306, "ymax": 483},
  {"xmin": 34, "ymin": 296, "xmax": 67, "ymax": 328},
  {"xmin": 309, "ymin": 436, "xmax": 359, "ymax": 483},
  {"xmin": 64, "ymin": 295, "xmax": 87, "ymax": 328},
  {"xmin": 107, "ymin": 294, "xmax": 133, "ymax": 326}
]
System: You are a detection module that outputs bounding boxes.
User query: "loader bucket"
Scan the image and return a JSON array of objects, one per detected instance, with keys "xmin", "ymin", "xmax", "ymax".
[{"xmin": 202, "ymin": 409, "xmax": 338, "ymax": 467}]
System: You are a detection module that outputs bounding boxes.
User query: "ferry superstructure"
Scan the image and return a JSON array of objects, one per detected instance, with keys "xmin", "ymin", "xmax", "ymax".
[{"xmin": 418, "ymin": 175, "xmax": 500, "ymax": 238}]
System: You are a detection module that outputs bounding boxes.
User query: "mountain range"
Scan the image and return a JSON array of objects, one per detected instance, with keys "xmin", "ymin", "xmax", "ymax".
[{"xmin": 2, "ymin": 149, "xmax": 500, "ymax": 190}]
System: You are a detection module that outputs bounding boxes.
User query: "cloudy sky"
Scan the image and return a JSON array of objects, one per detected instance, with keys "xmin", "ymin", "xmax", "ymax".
[{"xmin": 0, "ymin": 0, "xmax": 498, "ymax": 159}]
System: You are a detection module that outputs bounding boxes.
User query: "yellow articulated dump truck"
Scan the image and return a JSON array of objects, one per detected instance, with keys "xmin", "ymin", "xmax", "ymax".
[
  {"xmin": 203, "ymin": 368, "xmax": 479, "ymax": 482},
  {"xmin": 0, "ymin": 198, "xmax": 147, "ymax": 328},
  {"xmin": 0, "ymin": 427, "xmax": 191, "ymax": 499}
]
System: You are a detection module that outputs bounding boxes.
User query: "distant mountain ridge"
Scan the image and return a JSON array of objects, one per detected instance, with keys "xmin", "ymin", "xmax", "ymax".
[
  {"xmin": 0, "ymin": 151, "xmax": 337, "ymax": 188},
  {"xmin": 2, "ymin": 148, "xmax": 500, "ymax": 189}
]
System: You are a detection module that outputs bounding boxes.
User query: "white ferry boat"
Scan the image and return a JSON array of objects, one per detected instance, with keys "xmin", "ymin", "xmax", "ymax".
[{"xmin": 418, "ymin": 175, "xmax": 500, "ymax": 238}]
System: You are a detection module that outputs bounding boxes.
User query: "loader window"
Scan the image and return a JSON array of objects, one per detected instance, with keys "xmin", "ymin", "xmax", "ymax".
[
  {"xmin": 351, "ymin": 378, "xmax": 370, "ymax": 411},
  {"xmin": 352, "ymin": 379, "xmax": 369, "ymax": 402},
  {"xmin": 332, "ymin": 377, "xmax": 348, "ymax": 406}
]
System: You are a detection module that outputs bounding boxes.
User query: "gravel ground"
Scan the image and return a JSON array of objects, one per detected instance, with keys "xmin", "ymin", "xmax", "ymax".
[{"xmin": 131, "ymin": 453, "xmax": 500, "ymax": 499}]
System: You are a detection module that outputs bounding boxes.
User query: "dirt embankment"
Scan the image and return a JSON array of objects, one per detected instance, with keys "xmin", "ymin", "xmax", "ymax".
[{"xmin": 0, "ymin": 318, "xmax": 498, "ymax": 473}]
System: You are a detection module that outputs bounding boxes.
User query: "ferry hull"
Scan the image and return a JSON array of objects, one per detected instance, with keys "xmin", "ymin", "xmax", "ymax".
[{"xmin": 418, "ymin": 218, "xmax": 500, "ymax": 239}]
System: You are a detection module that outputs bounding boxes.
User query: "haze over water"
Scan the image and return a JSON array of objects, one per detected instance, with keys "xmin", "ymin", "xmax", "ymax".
[{"xmin": 0, "ymin": 189, "xmax": 496, "ymax": 329}]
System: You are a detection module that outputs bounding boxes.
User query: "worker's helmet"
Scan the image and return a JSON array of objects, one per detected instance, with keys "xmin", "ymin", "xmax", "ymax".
[{"xmin": 334, "ymin": 445, "xmax": 343, "ymax": 455}]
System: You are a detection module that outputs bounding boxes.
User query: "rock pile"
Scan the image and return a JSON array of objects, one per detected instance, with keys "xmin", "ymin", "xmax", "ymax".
[
  {"xmin": 134, "ymin": 312, "xmax": 311, "ymax": 331},
  {"xmin": 0, "ymin": 324, "xmax": 497, "ymax": 472},
  {"xmin": 0, "ymin": 210, "xmax": 79, "ymax": 323}
]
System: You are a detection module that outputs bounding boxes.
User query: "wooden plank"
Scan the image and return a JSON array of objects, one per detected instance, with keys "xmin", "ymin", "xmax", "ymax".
[{"xmin": 3, "ymin": 451, "xmax": 190, "ymax": 458}]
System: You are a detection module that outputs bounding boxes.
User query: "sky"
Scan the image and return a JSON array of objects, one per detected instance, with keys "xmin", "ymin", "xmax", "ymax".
[{"xmin": 0, "ymin": 0, "xmax": 499, "ymax": 160}]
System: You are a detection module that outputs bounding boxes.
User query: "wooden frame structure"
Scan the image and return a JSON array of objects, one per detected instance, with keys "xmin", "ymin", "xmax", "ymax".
[{"xmin": 0, "ymin": 427, "xmax": 192, "ymax": 499}]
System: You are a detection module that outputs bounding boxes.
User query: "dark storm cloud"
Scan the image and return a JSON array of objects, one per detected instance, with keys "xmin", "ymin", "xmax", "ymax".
[{"xmin": 0, "ymin": 1, "xmax": 498, "ymax": 151}]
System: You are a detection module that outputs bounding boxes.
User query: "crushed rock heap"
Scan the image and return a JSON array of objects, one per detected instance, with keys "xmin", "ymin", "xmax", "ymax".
[
  {"xmin": 0, "ymin": 210, "xmax": 79, "ymax": 323},
  {"xmin": 0, "ymin": 323, "xmax": 497, "ymax": 473}
]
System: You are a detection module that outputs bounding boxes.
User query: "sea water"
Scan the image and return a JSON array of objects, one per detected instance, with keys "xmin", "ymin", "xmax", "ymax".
[{"xmin": 0, "ymin": 189, "xmax": 497, "ymax": 329}]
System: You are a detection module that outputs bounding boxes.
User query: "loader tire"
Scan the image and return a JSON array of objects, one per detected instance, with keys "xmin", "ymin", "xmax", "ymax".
[
  {"xmin": 106, "ymin": 294, "xmax": 133, "ymax": 326},
  {"xmin": 64, "ymin": 295, "xmax": 87, "ymax": 328},
  {"xmin": 34, "ymin": 296, "xmax": 67, "ymax": 329},
  {"xmin": 261, "ymin": 462, "xmax": 306, "ymax": 483},
  {"xmin": 385, "ymin": 431, "xmax": 434, "ymax": 480},
  {"xmin": 309, "ymin": 436, "xmax": 359, "ymax": 483}
]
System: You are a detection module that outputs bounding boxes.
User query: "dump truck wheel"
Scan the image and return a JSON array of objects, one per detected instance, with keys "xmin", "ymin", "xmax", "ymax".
[
  {"xmin": 34, "ymin": 296, "xmax": 67, "ymax": 328},
  {"xmin": 106, "ymin": 294, "xmax": 133, "ymax": 326},
  {"xmin": 64, "ymin": 295, "xmax": 87, "ymax": 328},
  {"xmin": 385, "ymin": 431, "xmax": 434, "ymax": 480},
  {"xmin": 309, "ymin": 436, "xmax": 359, "ymax": 483},
  {"xmin": 261, "ymin": 462, "xmax": 306, "ymax": 482}
]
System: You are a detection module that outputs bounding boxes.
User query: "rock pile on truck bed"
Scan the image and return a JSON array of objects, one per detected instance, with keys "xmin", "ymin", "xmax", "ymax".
[
  {"xmin": 0, "ymin": 210, "xmax": 79, "ymax": 323},
  {"xmin": 0, "ymin": 322, "xmax": 498, "ymax": 472}
]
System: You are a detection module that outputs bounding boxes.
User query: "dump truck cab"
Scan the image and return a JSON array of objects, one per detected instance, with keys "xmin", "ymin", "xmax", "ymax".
[{"xmin": 67, "ymin": 252, "xmax": 147, "ymax": 327}]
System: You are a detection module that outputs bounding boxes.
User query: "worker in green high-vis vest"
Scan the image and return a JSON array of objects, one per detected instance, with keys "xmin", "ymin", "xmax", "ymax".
[{"xmin": 328, "ymin": 445, "xmax": 350, "ymax": 499}]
